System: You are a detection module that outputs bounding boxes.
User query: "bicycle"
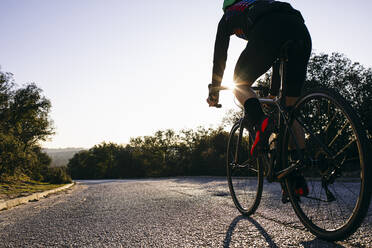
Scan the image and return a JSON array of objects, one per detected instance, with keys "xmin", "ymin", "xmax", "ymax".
[{"xmin": 210, "ymin": 41, "xmax": 372, "ymax": 241}]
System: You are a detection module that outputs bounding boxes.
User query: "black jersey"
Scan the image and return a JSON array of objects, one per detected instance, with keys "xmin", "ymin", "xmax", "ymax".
[
  {"xmin": 225, "ymin": 0, "xmax": 274, "ymax": 40},
  {"xmin": 211, "ymin": 0, "xmax": 302, "ymax": 85}
]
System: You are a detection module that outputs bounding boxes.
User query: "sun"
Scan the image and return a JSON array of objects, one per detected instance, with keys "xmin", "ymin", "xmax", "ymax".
[{"xmin": 221, "ymin": 80, "xmax": 237, "ymax": 91}]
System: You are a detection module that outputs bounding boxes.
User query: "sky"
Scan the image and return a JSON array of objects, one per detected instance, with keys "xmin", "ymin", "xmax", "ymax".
[{"xmin": 1, "ymin": 0, "xmax": 371, "ymax": 149}]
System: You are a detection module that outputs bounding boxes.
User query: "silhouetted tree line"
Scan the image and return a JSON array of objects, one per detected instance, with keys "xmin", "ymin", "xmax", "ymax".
[
  {"xmin": 68, "ymin": 52, "xmax": 371, "ymax": 179},
  {"xmin": 68, "ymin": 127, "xmax": 229, "ymax": 179},
  {"xmin": 258, "ymin": 52, "xmax": 372, "ymax": 137},
  {"xmin": 305, "ymin": 53, "xmax": 372, "ymax": 169},
  {"xmin": 256, "ymin": 52, "xmax": 371, "ymax": 171},
  {"xmin": 0, "ymin": 69, "xmax": 71, "ymax": 183}
]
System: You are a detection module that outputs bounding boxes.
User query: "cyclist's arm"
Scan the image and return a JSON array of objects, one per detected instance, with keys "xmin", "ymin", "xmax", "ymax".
[{"xmin": 211, "ymin": 16, "xmax": 232, "ymax": 87}]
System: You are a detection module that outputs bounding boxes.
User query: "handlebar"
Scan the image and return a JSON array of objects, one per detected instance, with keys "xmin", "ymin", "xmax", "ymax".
[
  {"xmin": 210, "ymin": 85, "xmax": 268, "ymax": 93},
  {"xmin": 209, "ymin": 84, "xmax": 269, "ymax": 108},
  {"xmin": 208, "ymin": 85, "xmax": 231, "ymax": 94}
]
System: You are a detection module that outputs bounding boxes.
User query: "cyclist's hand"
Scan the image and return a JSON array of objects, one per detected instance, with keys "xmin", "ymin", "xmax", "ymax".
[
  {"xmin": 207, "ymin": 93, "xmax": 219, "ymax": 107},
  {"xmin": 207, "ymin": 84, "xmax": 220, "ymax": 107}
]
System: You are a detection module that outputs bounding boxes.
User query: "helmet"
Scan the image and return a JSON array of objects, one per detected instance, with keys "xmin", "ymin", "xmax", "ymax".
[{"xmin": 223, "ymin": 0, "xmax": 237, "ymax": 11}]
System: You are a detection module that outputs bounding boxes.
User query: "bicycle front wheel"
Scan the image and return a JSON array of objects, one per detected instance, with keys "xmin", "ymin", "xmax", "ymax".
[
  {"xmin": 227, "ymin": 121, "xmax": 263, "ymax": 216},
  {"xmin": 283, "ymin": 88, "xmax": 371, "ymax": 241}
]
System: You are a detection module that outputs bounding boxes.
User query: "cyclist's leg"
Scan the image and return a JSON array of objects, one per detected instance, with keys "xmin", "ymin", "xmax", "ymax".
[
  {"xmin": 285, "ymin": 20, "xmax": 312, "ymax": 150},
  {"xmin": 233, "ymin": 40, "xmax": 273, "ymax": 125},
  {"xmin": 233, "ymin": 38, "xmax": 277, "ymax": 156},
  {"xmin": 282, "ymin": 25, "xmax": 312, "ymax": 200}
]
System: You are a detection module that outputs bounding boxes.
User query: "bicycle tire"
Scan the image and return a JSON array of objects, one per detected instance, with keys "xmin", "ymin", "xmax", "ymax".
[
  {"xmin": 227, "ymin": 121, "xmax": 263, "ymax": 216},
  {"xmin": 282, "ymin": 88, "xmax": 371, "ymax": 241}
]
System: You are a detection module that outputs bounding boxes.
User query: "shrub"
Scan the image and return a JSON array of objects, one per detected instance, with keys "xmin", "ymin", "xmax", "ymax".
[{"xmin": 44, "ymin": 167, "xmax": 72, "ymax": 184}]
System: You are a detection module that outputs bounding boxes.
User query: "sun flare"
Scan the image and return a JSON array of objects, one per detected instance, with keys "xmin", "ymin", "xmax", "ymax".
[{"xmin": 222, "ymin": 80, "xmax": 237, "ymax": 91}]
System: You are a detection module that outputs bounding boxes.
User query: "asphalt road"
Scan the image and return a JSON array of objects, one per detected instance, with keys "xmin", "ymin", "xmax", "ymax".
[{"xmin": 0, "ymin": 178, "xmax": 371, "ymax": 247}]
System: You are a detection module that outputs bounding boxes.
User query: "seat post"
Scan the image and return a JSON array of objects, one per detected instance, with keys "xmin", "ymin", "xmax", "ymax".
[
  {"xmin": 279, "ymin": 58, "xmax": 288, "ymax": 106},
  {"xmin": 278, "ymin": 40, "xmax": 294, "ymax": 106}
]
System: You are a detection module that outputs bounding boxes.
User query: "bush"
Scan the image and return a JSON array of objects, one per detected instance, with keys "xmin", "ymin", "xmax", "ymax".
[{"xmin": 44, "ymin": 167, "xmax": 72, "ymax": 184}]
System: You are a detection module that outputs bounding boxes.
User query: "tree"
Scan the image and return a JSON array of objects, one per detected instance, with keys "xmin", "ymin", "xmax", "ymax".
[
  {"xmin": 7, "ymin": 83, "xmax": 55, "ymax": 150},
  {"xmin": 221, "ymin": 109, "xmax": 243, "ymax": 128},
  {"xmin": 0, "ymin": 132, "xmax": 26, "ymax": 175},
  {"xmin": 0, "ymin": 70, "xmax": 15, "ymax": 133},
  {"xmin": 305, "ymin": 53, "xmax": 372, "ymax": 137},
  {"xmin": 67, "ymin": 143, "xmax": 140, "ymax": 179},
  {"xmin": 0, "ymin": 68, "xmax": 56, "ymax": 179},
  {"xmin": 255, "ymin": 53, "xmax": 372, "ymax": 137}
]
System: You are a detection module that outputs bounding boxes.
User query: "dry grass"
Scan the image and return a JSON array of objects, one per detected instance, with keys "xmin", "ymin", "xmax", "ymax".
[{"xmin": 0, "ymin": 173, "xmax": 65, "ymax": 200}]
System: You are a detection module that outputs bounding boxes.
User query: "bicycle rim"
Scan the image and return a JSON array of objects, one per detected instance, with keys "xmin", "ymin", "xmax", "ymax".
[
  {"xmin": 227, "ymin": 122, "xmax": 263, "ymax": 216},
  {"xmin": 283, "ymin": 88, "xmax": 371, "ymax": 241}
]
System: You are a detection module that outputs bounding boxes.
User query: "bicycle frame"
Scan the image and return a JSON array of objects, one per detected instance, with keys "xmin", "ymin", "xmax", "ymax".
[
  {"xmin": 217, "ymin": 86, "xmax": 305, "ymax": 181},
  {"xmin": 256, "ymin": 96, "xmax": 304, "ymax": 181},
  {"xmin": 256, "ymin": 94, "xmax": 344, "ymax": 183}
]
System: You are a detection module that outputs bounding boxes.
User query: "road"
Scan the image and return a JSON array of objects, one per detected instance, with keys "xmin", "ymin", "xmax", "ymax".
[{"xmin": 0, "ymin": 178, "xmax": 371, "ymax": 247}]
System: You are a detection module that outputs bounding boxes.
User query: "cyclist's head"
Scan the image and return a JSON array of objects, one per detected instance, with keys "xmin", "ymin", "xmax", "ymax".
[{"xmin": 223, "ymin": 0, "xmax": 238, "ymax": 12}]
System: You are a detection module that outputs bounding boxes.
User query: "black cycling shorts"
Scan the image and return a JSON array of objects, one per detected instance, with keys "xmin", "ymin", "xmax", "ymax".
[{"xmin": 233, "ymin": 12, "xmax": 312, "ymax": 97}]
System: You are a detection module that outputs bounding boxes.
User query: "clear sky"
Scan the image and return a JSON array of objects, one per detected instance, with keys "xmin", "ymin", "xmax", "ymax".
[{"xmin": 1, "ymin": 0, "xmax": 371, "ymax": 148}]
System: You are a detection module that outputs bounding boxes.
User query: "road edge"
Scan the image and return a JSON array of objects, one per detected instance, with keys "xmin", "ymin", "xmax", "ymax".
[{"xmin": 0, "ymin": 182, "xmax": 75, "ymax": 211}]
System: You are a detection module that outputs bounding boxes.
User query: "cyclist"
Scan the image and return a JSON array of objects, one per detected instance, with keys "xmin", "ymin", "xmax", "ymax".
[{"xmin": 207, "ymin": 0, "xmax": 312, "ymax": 200}]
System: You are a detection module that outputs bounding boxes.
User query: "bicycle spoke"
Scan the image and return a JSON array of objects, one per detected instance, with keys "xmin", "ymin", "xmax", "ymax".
[
  {"xmin": 324, "ymin": 113, "xmax": 337, "ymax": 133},
  {"xmin": 227, "ymin": 122, "xmax": 263, "ymax": 216},
  {"xmin": 295, "ymin": 116, "xmax": 335, "ymax": 158},
  {"xmin": 336, "ymin": 181, "xmax": 359, "ymax": 199},
  {"xmin": 283, "ymin": 89, "xmax": 370, "ymax": 240},
  {"xmin": 332, "ymin": 138, "xmax": 356, "ymax": 160},
  {"xmin": 330, "ymin": 184, "xmax": 356, "ymax": 213},
  {"xmin": 328, "ymin": 120, "xmax": 349, "ymax": 147}
]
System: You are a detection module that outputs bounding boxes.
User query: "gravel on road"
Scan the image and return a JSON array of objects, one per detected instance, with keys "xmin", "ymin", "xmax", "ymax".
[{"xmin": 0, "ymin": 177, "xmax": 371, "ymax": 247}]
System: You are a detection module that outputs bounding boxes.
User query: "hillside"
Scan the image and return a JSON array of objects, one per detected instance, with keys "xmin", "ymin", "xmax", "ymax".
[{"xmin": 43, "ymin": 148, "xmax": 85, "ymax": 167}]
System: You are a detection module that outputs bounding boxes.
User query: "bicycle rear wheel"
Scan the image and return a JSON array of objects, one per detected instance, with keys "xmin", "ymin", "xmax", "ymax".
[
  {"xmin": 227, "ymin": 121, "xmax": 263, "ymax": 216},
  {"xmin": 283, "ymin": 88, "xmax": 371, "ymax": 241}
]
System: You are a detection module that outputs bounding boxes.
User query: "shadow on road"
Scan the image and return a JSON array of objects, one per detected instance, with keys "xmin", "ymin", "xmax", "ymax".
[
  {"xmin": 223, "ymin": 215, "xmax": 278, "ymax": 248},
  {"xmin": 223, "ymin": 215, "xmax": 346, "ymax": 248}
]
